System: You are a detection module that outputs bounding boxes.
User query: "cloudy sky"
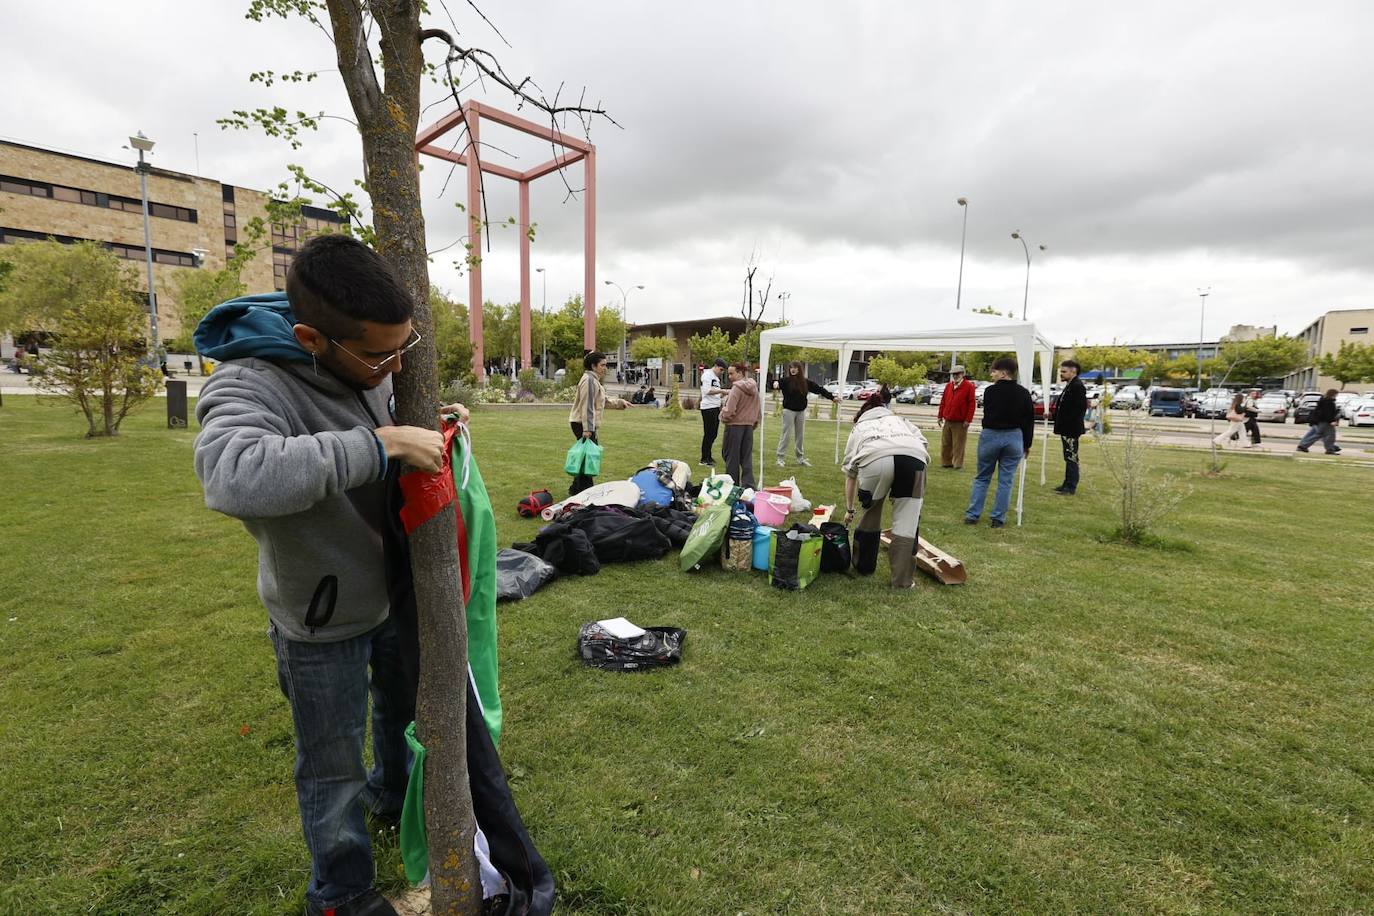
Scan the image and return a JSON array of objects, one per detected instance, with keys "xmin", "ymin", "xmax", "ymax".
[{"xmin": 4, "ymin": 0, "xmax": 1371, "ymax": 345}]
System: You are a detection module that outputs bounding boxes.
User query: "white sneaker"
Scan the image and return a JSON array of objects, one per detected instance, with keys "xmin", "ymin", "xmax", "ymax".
[
  {"xmin": 797, "ymin": 457, "xmax": 812, "ymax": 467},
  {"xmin": 775, "ymin": 458, "xmax": 785, "ymax": 467}
]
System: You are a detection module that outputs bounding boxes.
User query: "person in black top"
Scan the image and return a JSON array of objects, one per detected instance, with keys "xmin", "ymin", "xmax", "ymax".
[
  {"xmin": 774, "ymin": 360, "xmax": 837, "ymax": 467},
  {"xmin": 1296, "ymin": 389, "xmax": 1341, "ymax": 454},
  {"xmin": 1053, "ymin": 360, "xmax": 1088, "ymax": 495},
  {"xmin": 964, "ymin": 356, "xmax": 1035, "ymax": 528}
]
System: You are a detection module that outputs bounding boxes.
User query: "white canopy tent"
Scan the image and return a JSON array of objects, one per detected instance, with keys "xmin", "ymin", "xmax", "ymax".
[{"xmin": 757, "ymin": 309, "xmax": 1058, "ymax": 525}]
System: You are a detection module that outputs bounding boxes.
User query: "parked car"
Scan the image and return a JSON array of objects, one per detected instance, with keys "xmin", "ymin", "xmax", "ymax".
[
  {"xmin": 1112, "ymin": 385, "xmax": 1147, "ymax": 410},
  {"xmin": 894, "ymin": 384, "xmax": 930, "ymax": 404},
  {"xmin": 1293, "ymin": 392, "xmax": 1323, "ymax": 424},
  {"xmin": 1337, "ymin": 391, "xmax": 1364, "ymax": 420},
  {"xmin": 1179, "ymin": 387, "xmax": 1202, "ymax": 417},
  {"xmin": 929, "ymin": 387, "xmax": 944, "ymax": 407},
  {"xmin": 1347, "ymin": 399, "xmax": 1374, "ymax": 427},
  {"xmin": 974, "ymin": 380, "xmax": 993, "ymax": 406},
  {"xmin": 1194, "ymin": 389, "xmax": 1234, "ymax": 419},
  {"xmin": 1253, "ymin": 393, "xmax": 1290, "ymax": 422},
  {"xmin": 1147, "ymin": 387, "xmax": 1187, "ymax": 417}
]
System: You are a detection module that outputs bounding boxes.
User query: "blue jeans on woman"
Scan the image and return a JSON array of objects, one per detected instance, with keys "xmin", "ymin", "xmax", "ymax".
[
  {"xmin": 965, "ymin": 428, "xmax": 1024, "ymax": 524},
  {"xmin": 269, "ymin": 615, "xmax": 413, "ymax": 910}
]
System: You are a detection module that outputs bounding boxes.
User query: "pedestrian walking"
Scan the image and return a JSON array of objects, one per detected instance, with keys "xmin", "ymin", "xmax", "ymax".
[
  {"xmin": 1053, "ymin": 360, "xmax": 1088, "ymax": 494},
  {"xmin": 841, "ymin": 386, "xmax": 930, "ymax": 588},
  {"xmin": 937, "ymin": 366, "xmax": 977, "ymax": 469},
  {"xmin": 964, "ymin": 357, "xmax": 1034, "ymax": 528},
  {"xmin": 775, "ymin": 360, "xmax": 836, "ymax": 467},
  {"xmin": 720, "ymin": 362, "xmax": 761, "ymax": 489},
  {"xmin": 698, "ymin": 357, "xmax": 727, "ymax": 466},
  {"xmin": 1296, "ymin": 389, "xmax": 1342, "ymax": 454},
  {"xmin": 1242, "ymin": 388, "xmax": 1263, "ymax": 445},
  {"xmin": 568, "ymin": 350, "xmax": 630, "ymax": 494},
  {"xmin": 1212, "ymin": 393, "xmax": 1251, "ymax": 449}
]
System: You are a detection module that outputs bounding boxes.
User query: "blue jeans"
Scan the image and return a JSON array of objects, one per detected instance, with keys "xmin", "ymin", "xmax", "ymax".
[
  {"xmin": 1297, "ymin": 422, "xmax": 1338, "ymax": 453},
  {"xmin": 966, "ymin": 428, "xmax": 1024, "ymax": 523},
  {"xmin": 269, "ymin": 616, "xmax": 413, "ymax": 908}
]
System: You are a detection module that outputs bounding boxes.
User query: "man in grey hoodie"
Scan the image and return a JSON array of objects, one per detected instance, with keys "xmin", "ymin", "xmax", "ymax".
[{"xmin": 193, "ymin": 235, "xmax": 452, "ymax": 916}]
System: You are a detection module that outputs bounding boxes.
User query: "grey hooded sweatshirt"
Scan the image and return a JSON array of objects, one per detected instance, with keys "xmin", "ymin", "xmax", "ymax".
[{"xmin": 195, "ymin": 357, "xmax": 393, "ymax": 643}]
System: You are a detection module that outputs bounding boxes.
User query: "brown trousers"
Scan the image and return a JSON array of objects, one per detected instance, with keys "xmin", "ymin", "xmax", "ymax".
[{"xmin": 940, "ymin": 421, "xmax": 969, "ymax": 468}]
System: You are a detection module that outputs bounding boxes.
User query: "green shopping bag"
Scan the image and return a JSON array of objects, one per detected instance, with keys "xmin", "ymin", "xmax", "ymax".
[
  {"xmin": 769, "ymin": 527, "xmax": 823, "ymax": 590},
  {"xmin": 679, "ymin": 504, "xmax": 731, "ymax": 571},
  {"xmin": 564, "ymin": 438, "xmax": 603, "ymax": 476}
]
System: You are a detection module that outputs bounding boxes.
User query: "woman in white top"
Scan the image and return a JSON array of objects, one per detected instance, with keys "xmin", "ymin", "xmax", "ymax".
[
  {"xmin": 841, "ymin": 386, "xmax": 931, "ymax": 588},
  {"xmin": 1212, "ymin": 393, "xmax": 1251, "ymax": 449}
]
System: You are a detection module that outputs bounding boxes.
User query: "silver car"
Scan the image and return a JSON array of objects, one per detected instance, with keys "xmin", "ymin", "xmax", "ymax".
[{"xmin": 1253, "ymin": 395, "xmax": 1289, "ymax": 422}]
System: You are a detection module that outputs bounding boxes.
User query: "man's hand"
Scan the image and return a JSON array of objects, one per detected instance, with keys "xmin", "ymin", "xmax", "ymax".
[
  {"xmin": 937, "ymin": 418, "xmax": 944, "ymax": 427},
  {"xmin": 375, "ymin": 425, "xmax": 446, "ymax": 472},
  {"xmin": 437, "ymin": 403, "xmax": 470, "ymax": 423}
]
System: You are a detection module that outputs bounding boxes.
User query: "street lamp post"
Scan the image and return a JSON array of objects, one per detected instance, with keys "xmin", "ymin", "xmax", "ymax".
[
  {"xmin": 129, "ymin": 131, "xmax": 159, "ymax": 353},
  {"xmin": 778, "ymin": 291, "xmax": 791, "ymax": 322},
  {"xmin": 955, "ymin": 198, "xmax": 969, "ymax": 310},
  {"xmin": 1196, "ymin": 287, "xmax": 1211, "ymax": 388},
  {"xmin": 536, "ymin": 267, "xmax": 547, "ymax": 377},
  {"xmin": 604, "ymin": 279, "xmax": 644, "ymax": 379},
  {"xmin": 1010, "ymin": 230, "xmax": 1046, "ymax": 321}
]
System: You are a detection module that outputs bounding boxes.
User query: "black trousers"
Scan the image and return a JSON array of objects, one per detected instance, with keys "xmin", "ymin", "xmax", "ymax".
[
  {"xmin": 722, "ymin": 424, "xmax": 755, "ymax": 489},
  {"xmin": 1060, "ymin": 435, "xmax": 1080, "ymax": 492},
  {"xmin": 569, "ymin": 423, "xmax": 598, "ymax": 495},
  {"xmin": 1244, "ymin": 415, "xmax": 1261, "ymax": 444},
  {"xmin": 700, "ymin": 407, "xmax": 721, "ymax": 463}
]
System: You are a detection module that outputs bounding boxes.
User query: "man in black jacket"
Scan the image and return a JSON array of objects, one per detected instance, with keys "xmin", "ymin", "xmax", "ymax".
[
  {"xmin": 1053, "ymin": 360, "xmax": 1088, "ymax": 494},
  {"xmin": 1296, "ymin": 389, "xmax": 1342, "ymax": 454},
  {"xmin": 964, "ymin": 357, "xmax": 1035, "ymax": 528}
]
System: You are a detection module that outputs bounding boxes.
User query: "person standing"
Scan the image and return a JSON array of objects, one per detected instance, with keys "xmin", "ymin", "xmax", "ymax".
[
  {"xmin": 1212, "ymin": 393, "xmax": 1250, "ymax": 449},
  {"xmin": 964, "ymin": 357, "xmax": 1034, "ymax": 528},
  {"xmin": 1242, "ymin": 388, "xmax": 1263, "ymax": 446},
  {"xmin": 568, "ymin": 350, "xmax": 630, "ymax": 495},
  {"xmin": 841, "ymin": 386, "xmax": 931, "ymax": 588},
  {"xmin": 775, "ymin": 360, "xmax": 836, "ymax": 467},
  {"xmin": 193, "ymin": 235, "xmax": 454, "ymax": 916},
  {"xmin": 720, "ymin": 362, "xmax": 761, "ymax": 488},
  {"xmin": 1296, "ymin": 389, "xmax": 1342, "ymax": 454},
  {"xmin": 937, "ymin": 366, "xmax": 977, "ymax": 469},
  {"xmin": 1053, "ymin": 359, "xmax": 1088, "ymax": 495},
  {"xmin": 699, "ymin": 357, "xmax": 727, "ymax": 466}
]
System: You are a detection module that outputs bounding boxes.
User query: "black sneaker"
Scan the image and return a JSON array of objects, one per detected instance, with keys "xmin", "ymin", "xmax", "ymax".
[
  {"xmin": 1295, "ymin": 447, "xmax": 1309, "ymax": 453},
  {"xmin": 306, "ymin": 889, "xmax": 400, "ymax": 916},
  {"xmin": 963, "ymin": 517, "xmax": 978, "ymax": 525},
  {"xmin": 1055, "ymin": 488, "xmax": 1075, "ymax": 496},
  {"xmin": 990, "ymin": 519, "xmax": 1005, "ymax": 529}
]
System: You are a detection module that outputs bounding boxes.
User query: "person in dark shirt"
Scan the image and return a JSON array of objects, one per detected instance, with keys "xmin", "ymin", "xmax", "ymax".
[
  {"xmin": 964, "ymin": 356, "xmax": 1035, "ymax": 528},
  {"xmin": 775, "ymin": 360, "xmax": 836, "ymax": 467},
  {"xmin": 1296, "ymin": 389, "xmax": 1341, "ymax": 454},
  {"xmin": 1053, "ymin": 360, "xmax": 1088, "ymax": 495}
]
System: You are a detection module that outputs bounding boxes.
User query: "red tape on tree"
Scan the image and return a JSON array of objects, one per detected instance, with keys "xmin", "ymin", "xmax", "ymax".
[{"xmin": 398, "ymin": 421, "xmax": 472, "ymax": 602}]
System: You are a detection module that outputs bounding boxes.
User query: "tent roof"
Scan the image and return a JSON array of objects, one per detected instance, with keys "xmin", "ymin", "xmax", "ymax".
[{"xmin": 758, "ymin": 306, "xmax": 1056, "ymax": 357}]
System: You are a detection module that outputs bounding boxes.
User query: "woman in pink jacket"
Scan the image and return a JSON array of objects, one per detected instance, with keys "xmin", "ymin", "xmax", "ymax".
[{"xmin": 720, "ymin": 362, "xmax": 762, "ymax": 488}]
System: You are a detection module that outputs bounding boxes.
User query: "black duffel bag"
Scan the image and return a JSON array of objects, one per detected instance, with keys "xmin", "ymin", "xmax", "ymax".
[{"xmin": 819, "ymin": 521, "xmax": 852, "ymax": 573}]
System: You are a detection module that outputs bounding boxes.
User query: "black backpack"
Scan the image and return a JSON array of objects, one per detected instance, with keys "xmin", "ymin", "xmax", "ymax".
[
  {"xmin": 819, "ymin": 521, "xmax": 852, "ymax": 573},
  {"xmin": 577, "ymin": 623, "xmax": 686, "ymax": 671}
]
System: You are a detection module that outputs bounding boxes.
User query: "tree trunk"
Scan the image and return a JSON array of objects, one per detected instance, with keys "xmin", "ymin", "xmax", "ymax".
[{"xmin": 324, "ymin": 1, "xmax": 481, "ymax": 911}]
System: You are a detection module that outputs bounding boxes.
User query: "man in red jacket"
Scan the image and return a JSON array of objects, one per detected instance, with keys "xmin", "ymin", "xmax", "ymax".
[{"xmin": 937, "ymin": 365, "xmax": 977, "ymax": 469}]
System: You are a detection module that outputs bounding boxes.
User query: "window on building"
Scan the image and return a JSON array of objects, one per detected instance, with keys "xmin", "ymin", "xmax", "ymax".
[
  {"xmin": 52, "ymin": 186, "xmax": 82, "ymax": 203},
  {"xmin": 1351, "ymin": 327, "xmax": 1368, "ymax": 335},
  {"xmin": 1, "ymin": 176, "xmax": 50, "ymax": 197},
  {"xmin": 222, "ymin": 184, "xmax": 236, "ymax": 203},
  {"xmin": 223, "ymin": 213, "xmax": 236, "ymax": 229}
]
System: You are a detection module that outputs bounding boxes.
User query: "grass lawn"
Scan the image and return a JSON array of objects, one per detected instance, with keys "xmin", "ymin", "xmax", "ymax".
[{"xmin": 2, "ymin": 394, "xmax": 1372, "ymax": 914}]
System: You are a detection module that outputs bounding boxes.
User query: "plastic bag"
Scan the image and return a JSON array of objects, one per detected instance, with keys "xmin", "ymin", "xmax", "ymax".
[
  {"xmin": 564, "ymin": 438, "xmax": 603, "ymax": 476},
  {"xmin": 819, "ymin": 521, "xmax": 851, "ymax": 573},
  {"xmin": 679, "ymin": 504, "xmax": 731, "ymax": 571},
  {"xmin": 769, "ymin": 525, "xmax": 822, "ymax": 590},
  {"xmin": 496, "ymin": 548, "xmax": 559, "ymax": 601},
  {"xmin": 723, "ymin": 538, "xmax": 753, "ymax": 572},
  {"xmin": 777, "ymin": 476, "xmax": 811, "ymax": 513}
]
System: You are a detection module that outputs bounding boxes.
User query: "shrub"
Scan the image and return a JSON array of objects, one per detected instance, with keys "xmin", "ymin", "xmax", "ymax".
[
  {"xmin": 1096, "ymin": 409, "xmax": 1190, "ymax": 545},
  {"xmin": 665, "ymin": 381, "xmax": 683, "ymax": 419}
]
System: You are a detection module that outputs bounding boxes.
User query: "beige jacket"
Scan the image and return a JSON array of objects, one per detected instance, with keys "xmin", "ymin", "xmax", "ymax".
[{"xmin": 568, "ymin": 372, "xmax": 607, "ymax": 433}]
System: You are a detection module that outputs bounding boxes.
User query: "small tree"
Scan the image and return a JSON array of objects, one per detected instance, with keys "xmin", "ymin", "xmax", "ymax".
[
  {"xmin": 630, "ymin": 335, "xmax": 678, "ymax": 384},
  {"xmin": 868, "ymin": 354, "xmax": 931, "ymax": 390},
  {"xmin": 1317, "ymin": 341, "xmax": 1374, "ymax": 390},
  {"xmin": 687, "ymin": 326, "xmax": 738, "ymax": 368},
  {"xmin": 31, "ymin": 288, "xmax": 163, "ymax": 437},
  {"xmin": 739, "ymin": 253, "xmax": 771, "ymax": 366},
  {"xmin": 1218, "ymin": 335, "xmax": 1306, "ymax": 386},
  {"xmin": 664, "ymin": 380, "xmax": 683, "ymax": 418},
  {"xmin": 1096, "ymin": 409, "xmax": 1190, "ymax": 544},
  {"xmin": 0, "ymin": 240, "xmax": 131, "ymax": 336}
]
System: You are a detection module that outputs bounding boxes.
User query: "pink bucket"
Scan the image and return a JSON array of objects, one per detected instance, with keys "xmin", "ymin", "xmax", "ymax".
[{"xmin": 754, "ymin": 491, "xmax": 791, "ymax": 527}]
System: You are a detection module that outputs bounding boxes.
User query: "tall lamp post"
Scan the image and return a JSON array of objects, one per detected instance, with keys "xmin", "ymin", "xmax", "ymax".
[
  {"xmin": 1010, "ymin": 230, "xmax": 1046, "ymax": 321},
  {"xmin": 1196, "ymin": 287, "xmax": 1211, "ymax": 388},
  {"xmin": 955, "ymin": 197, "xmax": 969, "ymax": 310},
  {"xmin": 778, "ymin": 291, "xmax": 791, "ymax": 322},
  {"xmin": 604, "ymin": 279, "xmax": 643, "ymax": 378},
  {"xmin": 129, "ymin": 131, "xmax": 159, "ymax": 353},
  {"xmin": 535, "ymin": 267, "xmax": 548, "ymax": 377}
]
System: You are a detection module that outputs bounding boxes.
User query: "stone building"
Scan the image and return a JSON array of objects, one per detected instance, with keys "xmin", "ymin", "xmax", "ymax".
[
  {"xmin": 1282, "ymin": 308, "xmax": 1374, "ymax": 391},
  {"xmin": 0, "ymin": 138, "xmax": 342, "ymax": 349}
]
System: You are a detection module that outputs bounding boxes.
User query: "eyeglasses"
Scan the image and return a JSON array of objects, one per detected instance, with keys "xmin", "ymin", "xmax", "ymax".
[{"xmin": 329, "ymin": 329, "xmax": 423, "ymax": 373}]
